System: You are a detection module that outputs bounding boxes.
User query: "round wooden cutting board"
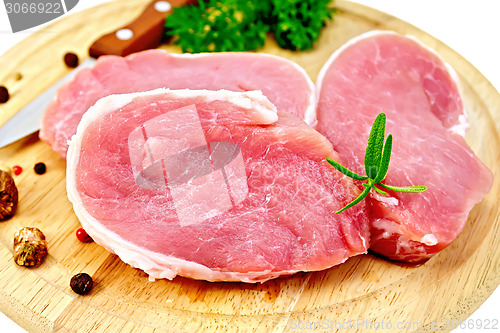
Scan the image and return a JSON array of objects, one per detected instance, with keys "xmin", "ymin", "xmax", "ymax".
[{"xmin": 0, "ymin": 1, "xmax": 499, "ymax": 332}]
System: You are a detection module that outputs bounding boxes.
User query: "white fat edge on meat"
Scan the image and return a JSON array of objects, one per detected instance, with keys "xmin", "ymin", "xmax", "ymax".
[
  {"xmin": 66, "ymin": 88, "xmax": 298, "ymax": 283},
  {"xmin": 359, "ymin": 232, "xmax": 368, "ymax": 250},
  {"xmin": 68, "ymin": 88, "xmax": 279, "ymax": 140},
  {"xmin": 315, "ymin": 30, "xmax": 469, "ymax": 137},
  {"xmin": 371, "ymin": 191, "xmax": 399, "ymax": 206},
  {"xmin": 129, "ymin": 50, "xmax": 317, "ymax": 127},
  {"xmin": 368, "ymin": 193, "xmax": 439, "ymax": 248},
  {"xmin": 66, "ymin": 88, "xmax": 279, "ymax": 150},
  {"xmin": 372, "ymin": 219, "xmax": 414, "ymax": 257},
  {"xmin": 372, "ymin": 218, "xmax": 401, "ymax": 241},
  {"xmin": 405, "ymin": 34, "xmax": 469, "ymax": 137},
  {"xmin": 369, "ymin": 194, "xmax": 399, "ymax": 246},
  {"xmin": 448, "ymin": 114, "xmax": 469, "ymax": 137},
  {"xmin": 372, "ymin": 218, "xmax": 437, "ymax": 248},
  {"xmin": 421, "ymin": 234, "xmax": 438, "ymax": 246}
]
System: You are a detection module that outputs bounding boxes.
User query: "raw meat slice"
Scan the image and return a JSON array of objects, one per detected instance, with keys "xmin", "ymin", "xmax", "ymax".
[
  {"xmin": 41, "ymin": 50, "xmax": 315, "ymax": 158},
  {"xmin": 316, "ymin": 31, "xmax": 492, "ymax": 263},
  {"xmin": 66, "ymin": 88, "xmax": 369, "ymax": 283}
]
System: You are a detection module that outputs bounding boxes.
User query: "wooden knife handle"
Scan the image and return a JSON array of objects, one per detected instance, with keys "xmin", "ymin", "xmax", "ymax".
[{"xmin": 89, "ymin": 0, "xmax": 196, "ymax": 58}]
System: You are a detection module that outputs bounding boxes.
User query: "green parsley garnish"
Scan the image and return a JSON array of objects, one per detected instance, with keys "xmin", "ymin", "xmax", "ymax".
[
  {"xmin": 327, "ymin": 113, "xmax": 427, "ymax": 214},
  {"xmin": 164, "ymin": 0, "xmax": 336, "ymax": 53},
  {"xmin": 165, "ymin": 0, "xmax": 269, "ymax": 53},
  {"xmin": 270, "ymin": 0, "xmax": 335, "ymax": 51}
]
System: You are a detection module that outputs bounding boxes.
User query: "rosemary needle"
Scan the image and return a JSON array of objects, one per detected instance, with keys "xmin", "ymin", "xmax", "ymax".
[{"xmin": 327, "ymin": 113, "xmax": 427, "ymax": 214}]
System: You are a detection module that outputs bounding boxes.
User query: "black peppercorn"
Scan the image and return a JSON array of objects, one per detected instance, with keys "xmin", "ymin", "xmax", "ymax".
[
  {"xmin": 34, "ymin": 162, "xmax": 46, "ymax": 175},
  {"xmin": 70, "ymin": 273, "xmax": 93, "ymax": 295},
  {"xmin": 0, "ymin": 86, "xmax": 9, "ymax": 103},
  {"xmin": 64, "ymin": 52, "xmax": 79, "ymax": 68}
]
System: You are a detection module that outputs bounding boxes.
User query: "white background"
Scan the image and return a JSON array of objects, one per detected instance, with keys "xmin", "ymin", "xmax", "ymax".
[{"xmin": 0, "ymin": 1, "xmax": 499, "ymax": 332}]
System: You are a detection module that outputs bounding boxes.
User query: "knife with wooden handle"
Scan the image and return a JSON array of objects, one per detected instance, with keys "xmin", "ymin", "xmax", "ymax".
[{"xmin": 0, "ymin": 0, "xmax": 195, "ymax": 149}]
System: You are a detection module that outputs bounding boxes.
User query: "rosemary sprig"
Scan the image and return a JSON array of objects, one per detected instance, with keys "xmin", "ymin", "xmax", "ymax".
[{"xmin": 327, "ymin": 113, "xmax": 427, "ymax": 214}]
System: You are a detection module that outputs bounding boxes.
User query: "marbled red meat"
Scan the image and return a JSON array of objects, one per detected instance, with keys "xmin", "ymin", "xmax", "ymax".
[
  {"xmin": 41, "ymin": 50, "xmax": 315, "ymax": 158},
  {"xmin": 66, "ymin": 88, "xmax": 369, "ymax": 282},
  {"xmin": 316, "ymin": 31, "xmax": 492, "ymax": 263}
]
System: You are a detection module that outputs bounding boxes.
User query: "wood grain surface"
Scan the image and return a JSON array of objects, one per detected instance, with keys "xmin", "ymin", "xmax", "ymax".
[{"xmin": 0, "ymin": 1, "xmax": 499, "ymax": 332}]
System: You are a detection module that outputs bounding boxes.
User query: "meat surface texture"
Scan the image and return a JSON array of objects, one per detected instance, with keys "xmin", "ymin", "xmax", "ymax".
[
  {"xmin": 316, "ymin": 31, "xmax": 493, "ymax": 263},
  {"xmin": 42, "ymin": 50, "xmax": 315, "ymax": 158},
  {"xmin": 66, "ymin": 88, "xmax": 369, "ymax": 283}
]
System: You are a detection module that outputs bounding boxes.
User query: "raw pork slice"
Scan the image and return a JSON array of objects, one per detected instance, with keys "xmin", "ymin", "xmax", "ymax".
[
  {"xmin": 41, "ymin": 50, "xmax": 315, "ymax": 158},
  {"xmin": 66, "ymin": 88, "xmax": 369, "ymax": 283},
  {"xmin": 316, "ymin": 31, "xmax": 493, "ymax": 263}
]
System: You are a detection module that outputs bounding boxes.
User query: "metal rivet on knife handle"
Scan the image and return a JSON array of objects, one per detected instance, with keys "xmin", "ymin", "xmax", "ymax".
[
  {"xmin": 88, "ymin": 0, "xmax": 197, "ymax": 58},
  {"xmin": 115, "ymin": 29, "xmax": 134, "ymax": 41},
  {"xmin": 154, "ymin": 1, "xmax": 172, "ymax": 12}
]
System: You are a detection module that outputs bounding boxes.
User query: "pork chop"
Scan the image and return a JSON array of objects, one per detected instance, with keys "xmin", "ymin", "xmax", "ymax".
[
  {"xmin": 42, "ymin": 50, "xmax": 315, "ymax": 158},
  {"xmin": 66, "ymin": 88, "xmax": 369, "ymax": 282},
  {"xmin": 316, "ymin": 31, "xmax": 493, "ymax": 263}
]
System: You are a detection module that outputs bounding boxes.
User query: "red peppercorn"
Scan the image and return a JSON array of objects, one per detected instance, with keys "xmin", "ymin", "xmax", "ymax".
[
  {"xmin": 76, "ymin": 228, "xmax": 92, "ymax": 243},
  {"xmin": 12, "ymin": 165, "xmax": 22, "ymax": 176}
]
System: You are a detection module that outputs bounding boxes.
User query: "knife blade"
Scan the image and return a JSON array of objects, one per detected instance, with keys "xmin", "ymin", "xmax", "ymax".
[
  {"xmin": 0, "ymin": 58, "xmax": 96, "ymax": 149},
  {"xmin": 0, "ymin": 0, "xmax": 195, "ymax": 149}
]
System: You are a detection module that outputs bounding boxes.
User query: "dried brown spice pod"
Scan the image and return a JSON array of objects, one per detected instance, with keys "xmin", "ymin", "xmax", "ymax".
[
  {"xmin": 0, "ymin": 169, "xmax": 18, "ymax": 220},
  {"xmin": 13, "ymin": 227, "xmax": 48, "ymax": 267}
]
